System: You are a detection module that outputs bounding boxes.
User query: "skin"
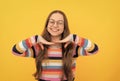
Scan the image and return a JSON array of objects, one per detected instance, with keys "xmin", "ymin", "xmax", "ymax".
[
  {"xmin": 35, "ymin": 12, "xmax": 74, "ymax": 80},
  {"xmin": 47, "ymin": 13, "xmax": 64, "ymax": 42},
  {"xmin": 38, "ymin": 13, "xmax": 72, "ymax": 49},
  {"xmin": 47, "ymin": 13, "xmax": 64, "ymax": 48}
]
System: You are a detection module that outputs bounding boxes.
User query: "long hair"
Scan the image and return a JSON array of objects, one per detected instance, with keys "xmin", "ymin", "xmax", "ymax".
[{"xmin": 34, "ymin": 10, "xmax": 74, "ymax": 81}]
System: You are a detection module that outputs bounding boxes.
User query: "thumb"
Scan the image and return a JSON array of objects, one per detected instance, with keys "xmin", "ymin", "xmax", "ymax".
[
  {"xmin": 54, "ymin": 34, "xmax": 73, "ymax": 43},
  {"xmin": 39, "ymin": 43, "xmax": 44, "ymax": 50}
]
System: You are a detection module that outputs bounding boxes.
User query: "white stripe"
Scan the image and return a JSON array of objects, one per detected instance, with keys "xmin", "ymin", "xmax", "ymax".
[
  {"xmin": 70, "ymin": 34, "xmax": 73, "ymax": 42},
  {"xmin": 42, "ymin": 60, "xmax": 76, "ymax": 66},
  {"xmin": 42, "ymin": 62, "xmax": 62, "ymax": 66},
  {"xmin": 42, "ymin": 74, "xmax": 60, "ymax": 78},
  {"xmin": 84, "ymin": 40, "xmax": 92, "ymax": 50},
  {"xmin": 75, "ymin": 36, "xmax": 79, "ymax": 44},
  {"xmin": 28, "ymin": 49, "xmax": 32, "ymax": 57},
  {"xmin": 18, "ymin": 41, "xmax": 26, "ymax": 51},
  {"xmin": 37, "ymin": 35, "xmax": 41, "ymax": 43},
  {"xmin": 30, "ymin": 36, "xmax": 35, "ymax": 45},
  {"xmin": 72, "ymin": 60, "xmax": 76, "ymax": 64},
  {"xmin": 80, "ymin": 47, "xmax": 84, "ymax": 56}
]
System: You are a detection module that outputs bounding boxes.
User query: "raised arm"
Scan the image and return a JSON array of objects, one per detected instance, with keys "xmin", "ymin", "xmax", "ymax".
[
  {"xmin": 12, "ymin": 35, "xmax": 40, "ymax": 57},
  {"xmin": 73, "ymin": 34, "xmax": 98, "ymax": 56},
  {"xmin": 12, "ymin": 35, "xmax": 54, "ymax": 57}
]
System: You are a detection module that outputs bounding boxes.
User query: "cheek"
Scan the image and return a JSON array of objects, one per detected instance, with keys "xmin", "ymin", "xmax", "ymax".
[
  {"xmin": 60, "ymin": 27, "xmax": 64, "ymax": 33},
  {"xmin": 47, "ymin": 26, "xmax": 50, "ymax": 32}
]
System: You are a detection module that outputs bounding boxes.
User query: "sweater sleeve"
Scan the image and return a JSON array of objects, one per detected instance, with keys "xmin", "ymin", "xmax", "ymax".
[
  {"xmin": 12, "ymin": 35, "xmax": 41, "ymax": 57},
  {"xmin": 72, "ymin": 34, "xmax": 98, "ymax": 56}
]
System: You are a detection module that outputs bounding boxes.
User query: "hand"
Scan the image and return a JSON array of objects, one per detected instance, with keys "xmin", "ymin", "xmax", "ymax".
[
  {"xmin": 37, "ymin": 35, "xmax": 55, "ymax": 45},
  {"xmin": 54, "ymin": 34, "xmax": 73, "ymax": 43},
  {"xmin": 54, "ymin": 34, "xmax": 73, "ymax": 48},
  {"xmin": 37, "ymin": 35, "xmax": 55, "ymax": 50}
]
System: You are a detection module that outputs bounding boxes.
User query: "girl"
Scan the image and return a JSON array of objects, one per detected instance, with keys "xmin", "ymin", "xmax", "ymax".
[{"xmin": 12, "ymin": 10, "xmax": 98, "ymax": 81}]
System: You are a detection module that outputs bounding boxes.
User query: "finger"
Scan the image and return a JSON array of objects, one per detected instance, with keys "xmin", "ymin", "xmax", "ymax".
[
  {"xmin": 53, "ymin": 38, "xmax": 68, "ymax": 43},
  {"xmin": 45, "ymin": 41, "xmax": 55, "ymax": 45},
  {"xmin": 38, "ymin": 35, "xmax": 55, "ymax": 45},
  {"xmin": 39, "ymin": 43, "xmax": 44, "ymax": 50},
  {"xmin": 64, "ymin": 41, "xmax": 71, "ymax": 48},
  {"xmin": 55, "ymin": 34, "xmax": 73, "ymax": 43}
]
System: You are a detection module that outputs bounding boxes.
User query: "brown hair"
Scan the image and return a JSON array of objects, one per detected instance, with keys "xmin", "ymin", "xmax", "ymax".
[{"xmin": 34, "ymin": 10, "xmax": 74, "ymax": 81}]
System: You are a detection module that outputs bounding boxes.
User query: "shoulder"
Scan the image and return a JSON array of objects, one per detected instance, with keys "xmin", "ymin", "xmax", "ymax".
[{"xmin": 70, "ymin": 34, "xmax": 80, "ymax": 41}]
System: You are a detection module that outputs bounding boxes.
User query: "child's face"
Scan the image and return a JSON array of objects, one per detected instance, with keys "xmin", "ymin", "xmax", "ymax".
[{"xmin": 47, "ymin": 13, "xmax": 64, "ymax": 37}]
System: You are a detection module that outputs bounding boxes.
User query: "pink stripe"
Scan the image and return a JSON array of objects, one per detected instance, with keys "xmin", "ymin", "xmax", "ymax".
[
  {"xmin": 40, "ymin": 76, "xmax": 67, "ymax": 81},
  {"xmin": 40, "ymin": 77, "xmax": 61, "ymax": 81},
  {"xmin": 12, "ymin": 51, "xmax": 22, "ymax": 56},
  {"xmin": 48, "ymin": 54, "xmax": 62, "ymax": 57},
  {"xmin": 42, "ymin": 71, "xmax": 62, "ymax": 74}
]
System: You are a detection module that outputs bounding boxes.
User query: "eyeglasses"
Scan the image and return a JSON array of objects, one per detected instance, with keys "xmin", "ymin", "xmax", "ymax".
[{"xmin": 48, "ymin": 19, "xmax": 64, "ymax": 27}]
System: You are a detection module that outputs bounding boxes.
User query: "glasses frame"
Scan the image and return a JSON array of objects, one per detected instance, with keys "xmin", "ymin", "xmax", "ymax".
[{"xmin": 48, "ymin": 19, "xmax": 64, "ymax": 27}]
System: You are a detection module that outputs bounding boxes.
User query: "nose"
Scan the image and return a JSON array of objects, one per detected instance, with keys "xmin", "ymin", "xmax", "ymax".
[{"xmin": 53, "ymin": 22, "xmax": 58, "ymax": 27}]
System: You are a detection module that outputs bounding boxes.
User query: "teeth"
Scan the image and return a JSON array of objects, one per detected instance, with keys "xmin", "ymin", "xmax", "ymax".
[{"xmin": 50, "ymin": 28, "xmax": 59, "ymax": 32}]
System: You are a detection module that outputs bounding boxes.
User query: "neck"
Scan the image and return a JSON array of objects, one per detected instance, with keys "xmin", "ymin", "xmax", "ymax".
[
  {"xmin": 51, "ymin": 35, "xmax": 61, "ymax": 42},
  {"xmin": 50, "ymin": 35, "xmax": 62, "ymax": 48}
]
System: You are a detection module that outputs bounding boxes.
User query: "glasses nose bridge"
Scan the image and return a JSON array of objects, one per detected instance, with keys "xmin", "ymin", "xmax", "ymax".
[
  {"xmin": 48, "ymin": 19, "xmax": 64, "ymax": 27},
  {"xmin": 53, "ymin": 21, "xmax": 59, "ymax": 26}
]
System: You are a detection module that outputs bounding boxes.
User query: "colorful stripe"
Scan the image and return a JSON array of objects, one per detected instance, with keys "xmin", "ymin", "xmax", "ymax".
[{"xmin": 12, "ymin": 34, "xmax": 98, "ymax": 80}]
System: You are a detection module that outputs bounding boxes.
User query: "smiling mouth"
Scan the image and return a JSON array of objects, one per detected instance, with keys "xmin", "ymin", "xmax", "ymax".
[{"xmin": 50, "ymin": 28, "xmax": 59, "ymax": 32}]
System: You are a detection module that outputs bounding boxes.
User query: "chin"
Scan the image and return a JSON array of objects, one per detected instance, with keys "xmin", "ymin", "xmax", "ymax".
[
  {"xmin": 51, "ymin": 34, "xmax": 60, "ymax": 37},
  {"xmin": 50, "ymin": 33, "xmax": 61, "ymax": 37}
]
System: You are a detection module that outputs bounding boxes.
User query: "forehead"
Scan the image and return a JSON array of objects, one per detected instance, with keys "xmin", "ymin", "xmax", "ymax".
[{"xmin": 49, "ymin": 13, "xmax": 64, "ymax": 21}]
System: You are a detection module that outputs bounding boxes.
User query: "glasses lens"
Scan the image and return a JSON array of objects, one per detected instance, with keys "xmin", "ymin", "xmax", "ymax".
[{"xmin": 48, "ymin": 19, "xmax": 64, "ymax": 26}]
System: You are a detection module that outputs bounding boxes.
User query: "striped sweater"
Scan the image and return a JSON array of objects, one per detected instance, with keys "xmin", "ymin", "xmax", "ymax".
[{"xmin": 12, "ymin": 34, "xmax": 98, "ymax": 81}]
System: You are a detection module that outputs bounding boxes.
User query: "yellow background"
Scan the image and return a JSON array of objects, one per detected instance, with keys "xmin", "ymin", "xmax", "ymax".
[{"xmin": 0, "ymin": 0, "xmax": 120, "ymax": 81}]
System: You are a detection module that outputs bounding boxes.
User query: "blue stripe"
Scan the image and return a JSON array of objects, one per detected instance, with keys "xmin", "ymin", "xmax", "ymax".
[
  {"xmin": 42, "ymin": 66, "xmax": 62, "ymax": 69},
  {"xmin": 81, "ymin": 48, "xmax": 85, "ymax": 56},
  {"xmin": 22, "ymin": 40, "xmax": 28, "ymax": 49},
  {"xmin": 83, "ymin": 39, "xmax": 88, "ymax": 48}
]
